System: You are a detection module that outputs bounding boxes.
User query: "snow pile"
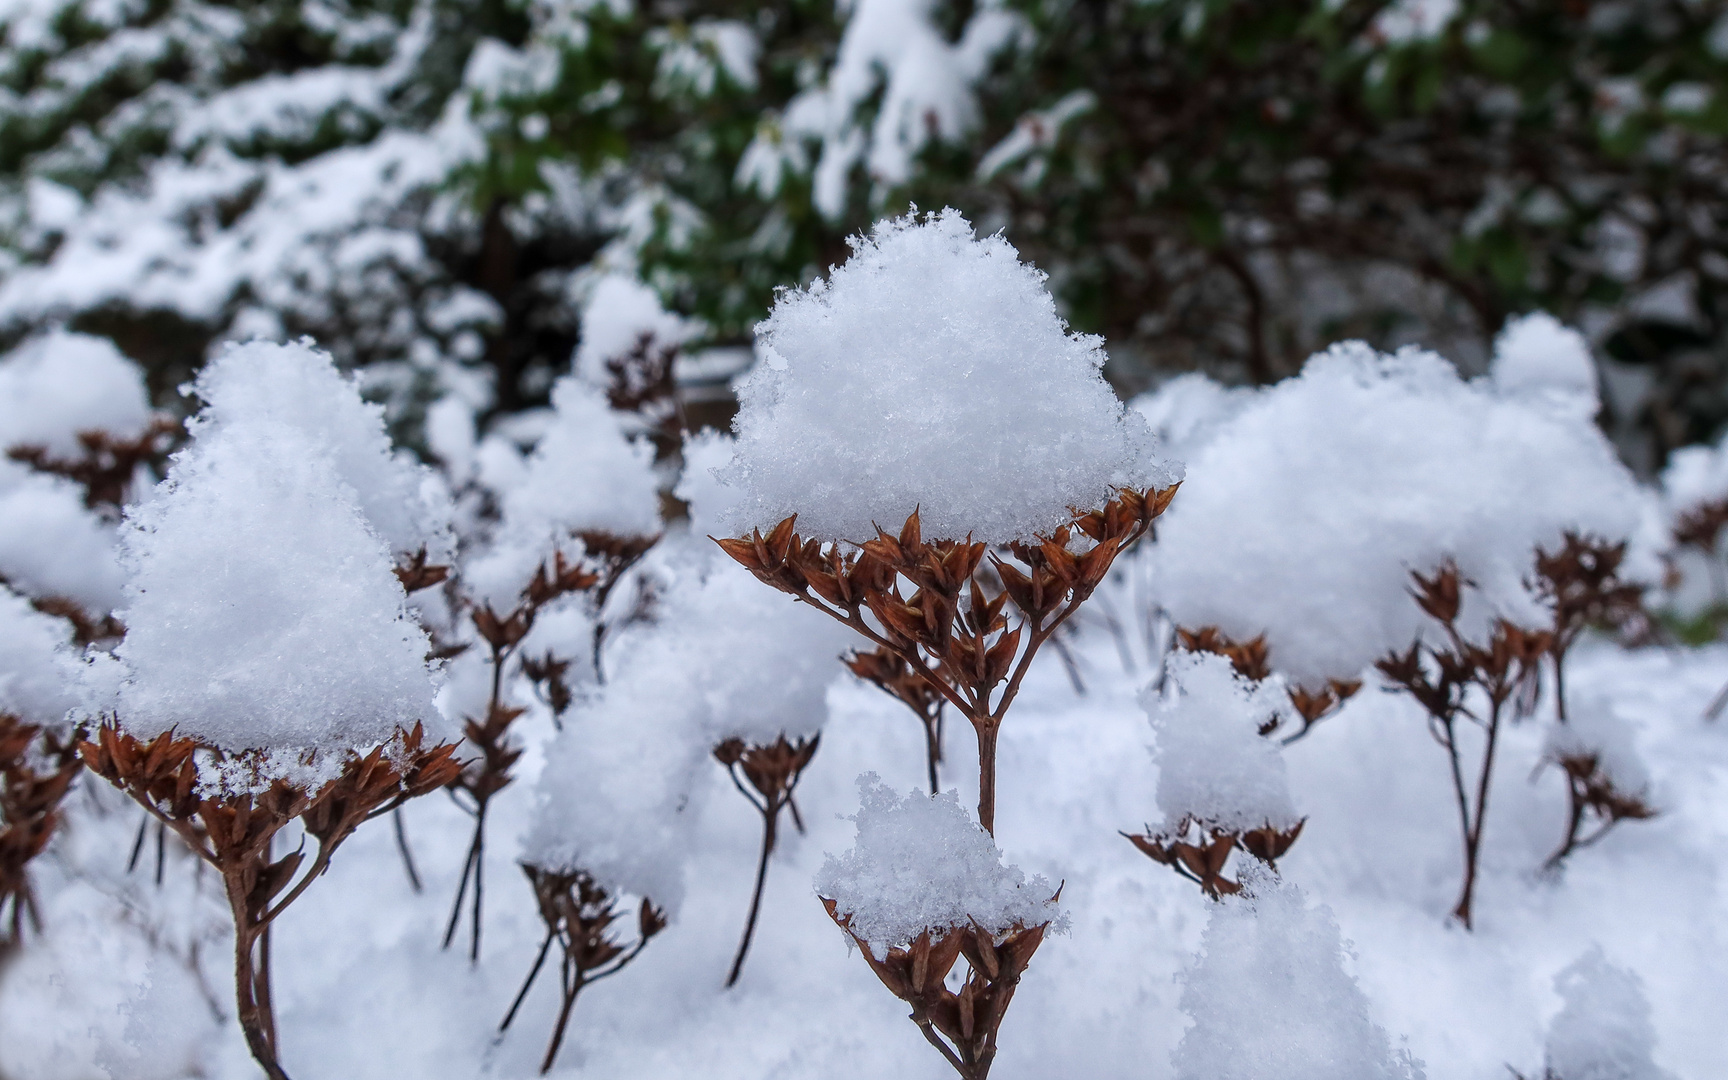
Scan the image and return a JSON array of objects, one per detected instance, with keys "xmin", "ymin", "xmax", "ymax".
[
  {"xmin": 720, "ymin": 209, "xmax": 1177, "ymax": 543},
  {"xmin": 1489, "ymin": 312, "xmax": 1599, "ymax": 411},
  {"xmin": 104, "ymin": 403, "xmax": 438, "ymax": 761},
  {"xmin": 1544, "ymin": 695, "xmax": 1654, "ymax": 798},
  {"xmin": 1130, "ymin": 372, "xmax": 1254, "ymax": 463},
  {"xmin": 573, "ymin": 273, "xmax": 693, "ymax": 386},
  {"xmin": 676, "ymin": 429, "xmax": 744, "ymax": 540},
  {"xmin": 815, "ymin": 774, "xmax": 1065, "ymax": 960},
  {"xmin": 1154, "ymin": 340, "xmax": 1646, "ymax": 685},
  {"xmin": 1175, "ymin": 867, "xmax": 1423, "ymax": 1080},
  {"xmin": 1542, "ymin": 947, "xmax": 1675, "ymax": 1080},
  {"xmin": 1660, "ymin": 434, "xmax": 1728, "ymax": 529},
  {"xmin": 190, "ymin": 340, "xmax": 452, "ymax": 560},
  {"xmin": 523, "ymin": 557, "xmax": 847, "ymax": 907},
  {"xmin": 1147, "ymin": 652, "xmax": 1299, "ymax": 833},
  {"xmin": 0, "ymin": 330, "xmax": 153, "ymax": 457},
  {"xmin": 0, "ymin": 463, "xmax": 127, "ymax": 613},
  {"xmin": 0, "ymin": 587, "xmax": 80, "ymax": 730},
  {"xmin": 466, "ymin": 376, "xmax": 660, "ymax": 610}
]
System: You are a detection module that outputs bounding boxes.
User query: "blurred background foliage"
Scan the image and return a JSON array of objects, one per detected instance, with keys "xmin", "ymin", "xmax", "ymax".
[{"xmin": 1, "ymin": 0, "xmax": 1724, "ymax": 471}]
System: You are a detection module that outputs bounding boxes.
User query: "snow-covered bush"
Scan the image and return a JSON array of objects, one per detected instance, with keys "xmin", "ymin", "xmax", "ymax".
[
  {"xmin": 78, "ymin": 346, "xmax": 462, "ymax": 1080},
  {"xmin": 1153, "ymin": 329, "xmax": 1648, "ymax": 689},
  {"xmin": 1174, "ymin": 867, "xmax": 1423, "ymax": 1080},
  {"xmin": 1126, "ymin": 650, "xmax": 1304, "ymax": 897}
]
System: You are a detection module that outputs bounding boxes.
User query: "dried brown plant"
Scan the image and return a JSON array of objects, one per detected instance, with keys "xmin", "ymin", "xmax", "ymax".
[
  {"xmin": 1530, "ymin": 533, "xmax": 1656, "ymax": 868},
  {"xmin": 1376, "ymin": 563, "xmax": 1549, "ymax": 930},
  {"xmin": 847, "ymin": 646, "xmax": 947, "ymax": 793},
  {"xmin": 446, "ymin": 550, "xmax": 598, "ymax": 960},
  {"xmin": 712, "ymin": 734, "xmax": 819, "ymax": 987},
  {"xmin": 821, "ymin": 899, "xmax": 1056, "ymax": 1080},
  {"xmin": 717, "ymin": 485, "xmax": 1177, "ymax": 836},
  {"xmin": 1122, "ymin": 815, "xmax": 1305, "ymax": 899},
  {"xmin": 500, "ymin": 866, "xmax": 667, "ymax": 1075},
  {"xmin": 81, "ymin": 722, "xmax": 460, "ymax": 1080},
  {"xmin": 7, "ymin": 416, "xmax": 180, "ymax": 512},
  {"xmin": 1175, "ymin": 625, "xmax": 1360, "ymax": 742},
  {"xmin": 0, "ymin": 713, "xmax": 81, "ymax": 954},
  {"xmin": 602, "ymin": 331, "xmax": 687, "ymax": 463},
  {"xmin": 719, "ymin": 486, "xmax": 1172, "ymax": 1080},
  {"xmin": 1672, "ymin": 497, "xmax": 1728, "ymax": 600}
]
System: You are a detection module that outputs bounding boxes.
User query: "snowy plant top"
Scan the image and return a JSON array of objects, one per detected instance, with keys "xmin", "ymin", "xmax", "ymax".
[
  {"xmin": 0, "ymin": 329, "xmax": 153, "ymax": 457},
  {"xmin": 1544, "ymin": 695, "xmax": 1653, "ymax": 798},
  {"xmin": 0, "ymin": 587, "xmax": 81, "ymax": 731},
  {"xmin": 523, "ymin": 555, "xmax": 848, "ymax": 905},
  {"xmin": 1660, "ymin": 428, "xmax": 1728, "ymax": 525},
  {"xmin": 1147, "ymin": 652, "xmax": 1299, "ymax": 833},
  {"xmin": 1544, "ymin": 948, "xmax": 1674, "ymax": 1080},
  {"xmin": 815, "ymin": 775, "xmax": 1065, "ymax": 960},
  {"xmin": 1490, "ymin": 311, "xmax": 1599, "ymax": 411},
  {"xmin": 464, "ymin": 376, "xmax": 661, "ymax": 609},
  {"xmin": 0, "ymin": 461, "xmax": 127, "ymax": 614},
  {"xmin": 1154, "ymin": 340, "xmax": 1648, "ymax": 686},
  {"xmin": 719, "ymin": 208, "xmax": 1178, "ymax": 544},
  {"xmin": 572, "ymin": 273, "xmax": 693, "ymax": 386},
  {"xmin": 190, "ymin": 339, "xmax": 453, "ymax": 561},
  {"xmin": 106, "ymin": 411, "xmax": 438, "ymax": 761},
  {"xmin": 1131, "ymin": 372, "xmax": 1254, "ymax": 464},
  {"xmin": 1175, "ymin": 866, "xmax": 1424, "ymax": 1080}
]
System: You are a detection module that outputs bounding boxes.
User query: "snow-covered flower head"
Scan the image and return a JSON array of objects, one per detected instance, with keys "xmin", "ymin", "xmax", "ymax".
[{"xmin": 720, "ymin": 208, "xmax": 1178, "ymax": 543}]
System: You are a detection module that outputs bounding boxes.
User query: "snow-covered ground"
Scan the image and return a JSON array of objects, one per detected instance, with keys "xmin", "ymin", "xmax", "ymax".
[{"xmin": 5, "ymin": 609, "xmax": 1724, "ymax": 1080}]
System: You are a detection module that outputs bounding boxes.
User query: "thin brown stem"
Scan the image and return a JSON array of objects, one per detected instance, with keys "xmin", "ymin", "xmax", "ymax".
[
  {"xmin": 540, "ymin": 958, "xmax": 583, "ymax": 1076},
  {"xmin": 975, "ymin": 723, "xmax": 1001, "ymax": 836},
  {"xmin": 726, "ymin": 804, "xmax": 778, "ymax": 988}
]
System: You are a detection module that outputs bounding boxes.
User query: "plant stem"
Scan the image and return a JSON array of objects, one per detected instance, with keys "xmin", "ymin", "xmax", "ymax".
[
  {"xmin": 540, "ymin": 957, "xmax": 584, "ymax": 1076},
  {"xmin": 726, "ymin": 805, "xmax": 779, "ymax": 988},
  {"xmin": 924, "ymin": 703, "xmax": 944, "ymax": 795},
  {"xmin": 975, "ymin": 722, "xmax": 1000, "ymax": 836}
]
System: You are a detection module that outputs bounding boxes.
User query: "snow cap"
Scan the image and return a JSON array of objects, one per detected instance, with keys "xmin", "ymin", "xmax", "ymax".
[
  {"xmin": 1543, "ymin": 947, "xmax": 1675, "ymax": 1080},
  {"xmin": 109, "ymin": 413, "xmax": 439, "ymax": 761},
  {"xmin": 720, "ymin": 208, "xmax": 1178, "ymax": 543},
  {"xmin": 1147, "ymin": 652, "xmax": 1299, "ymax": 834},
  {"xmin": 0, "ymin": 587, "xmax": 82, "ymax": 730},
  {"xmin": 815, "ymin": 774, "xmax": 1066, "ymax": 960},
  {"xmin": 0, "ymin": 329, "xmax": 153, "ymax": 458},
  {"xmin": 191, "ymin": 339, "xmax": 453, "ymax": 561},
  {"xmin": 1490, "ymin": 312, "xmax": 1598, "ymax": 410}
]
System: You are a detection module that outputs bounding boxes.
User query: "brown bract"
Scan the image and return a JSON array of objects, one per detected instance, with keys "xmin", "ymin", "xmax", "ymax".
[
  {"xmin": 7, "ymin": 416, "xmax": 180, "ymax": 512},
  {"xmin": 1123, "ymin": 814, "xmax": 1306, "ymax": 899},
  {"xmin": 0, "ymin": 714, "xmax": 80, "ymax": 953},
  {"xmin": 1175, "ymin": 625, "xmax": 1362, "ymax": 742},
  {"xmin": 716, "ymin": 485, "xmax": 1176, "ymax": 834},
  {"xmin": 79, "ymin": 722, "xmax": 459, "ymax": 1080},
  {"xmin": 821, "ymin": 898, "xmax": 1054, "ymax": 1080},
  {"xmin": 502, "ymin": 866, "xmax": 667, "ymax": 1076}
]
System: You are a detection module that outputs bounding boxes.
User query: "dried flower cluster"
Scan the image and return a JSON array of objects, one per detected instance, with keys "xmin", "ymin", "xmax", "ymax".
[
  {"xmin": 80, "ymin": 724, "xmax": 459, "ymax": 1079},
  {"xmin": 6, "ymin": 415, "xmax": 179, "ymax": 512},
  {"xmin": 823, "ymin": 901, "xmax": 1054, "ymax": 1080},
  {"xmin": 1123, "ymin": 816, "xmax": 1305, "ymax": 899},
  {"xmin": 719, "ymin": 486, "xmax": 1176, "ymax": 834},
  {"xmin": 1174, "ymin": 626, "xmax": 1360, "ymax": 742},
  {"xmin": 0, "ymin": 714, "xmax": 79, "ymax": 952}
]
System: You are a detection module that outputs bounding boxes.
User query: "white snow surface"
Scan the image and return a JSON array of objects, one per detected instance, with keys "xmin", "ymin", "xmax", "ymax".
[
  {"xmin": 676, "ymin": 428, "xmax": 744, "ymax": 539},
  {"xmin": 190, "ymin": 339, "xmax": 454, "ymax": 560},
  {"xmin": 1153, "ymin": 341, "xmax": 1648, "ymax": 685},
  {"xmin": 0, "ymin": 585, "xmax": 80, "ymax": 730},
  {"xmin": 1147, "ymin": 651, "xmax": 1300, "ymax": 833},
  {"xmin": 0, "ymin": 329, "xmax": 153, "ymax": 457},
  {"xmin": 573, "ymin": 272, "xmax": 693, "ymax": 387},
  {"xmin": 1543, "ymin": 946, "xmax": 1676, "ymax": 1080},
  {"xmin": 1174, "ymin": 865, "xmax": 1423, "ymax": 1080},
  {"xmin": 106, "ymin": 415, "xmax": 438, "ymax": 759},
  {"xmin": 815, "ymin": 773, "xmax": 1066, "ymax": 960},
  {"xmin": 719, "ymin": 209, "xmax": 1177, "ymax": 543}
]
